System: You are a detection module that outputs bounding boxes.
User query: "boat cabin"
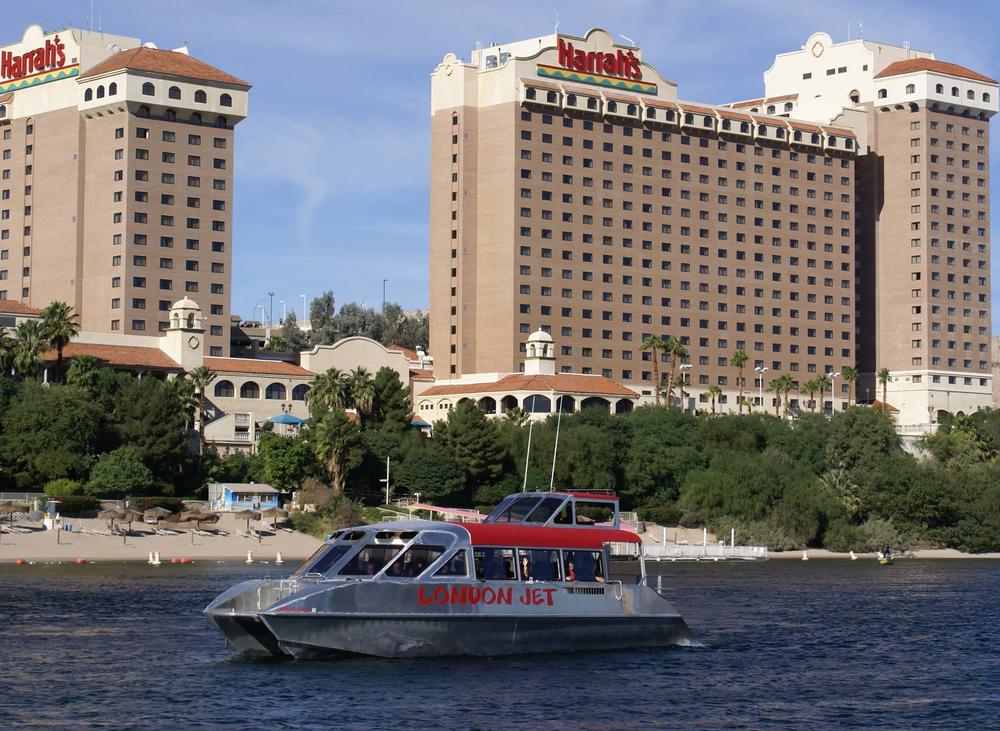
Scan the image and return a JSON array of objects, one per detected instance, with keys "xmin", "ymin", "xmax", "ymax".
[{"xmin": 483, "ymin": 491, "xmax": 620, "ymax": 528}]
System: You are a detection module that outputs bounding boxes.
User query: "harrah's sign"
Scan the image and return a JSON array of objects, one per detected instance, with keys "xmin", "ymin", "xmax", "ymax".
[
  {"xmin": 1, "ymin": 35, "xmax": 66, "ymax": 82},
  {"xmin": 557, "ymin": 37, "xmax": 641, "ymax": 81}
]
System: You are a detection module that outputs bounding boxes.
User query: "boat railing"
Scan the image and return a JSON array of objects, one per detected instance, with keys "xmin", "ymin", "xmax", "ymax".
[{"xmin": 644, "ymin": 544, "xmax": 768, "ymax": 561}]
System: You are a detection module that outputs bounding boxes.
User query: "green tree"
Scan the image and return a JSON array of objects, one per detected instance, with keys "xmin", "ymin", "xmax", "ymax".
[
  {"xmin": 12, "ymin": 320, "xmax": 47, "ymax": 379},
  {"xmin": 279, "ymin": 312, "xmax": 311, "ymax": 351},
  {"xmin": 730, "ymin": 350, "xmax": 749, "ymax": 414},
  {"xmin": 434, "ymin": 400, "xmax": 507, "ymax": 490},
  {"xmin": 393, "ymin": 446, "xmax": 466, "ymax": 502},
  {"xmin": 826, "ymin": 407, "xmax": 901, "ymax": 478},
  {"xmin": 43, "ymin": 477, "xmax": 85, "ymax": 497},
  {"xmin": 816, "ymin": 374, "xmax": 831, "ymax": 416},
  {"xmin": 309, "ymin": 409, "xmax": 364, "ymax": 494},
  {"xmin": 0, "ymin": 329, "xmax": 16, "ymax": 374},
  {"xmin": 65, "ymin": 355, "xmax": 102, "ymax": 395},
  {"xmin": 641, "ymin": 335, "xmax": 667, "ymax": 407},
  {"xmin": 258, "ymin": 432, "xmax": 316, "ymax": 490},
  {"xmin": 841, "ymin": 366, "xmax": 859, "ymax": 407},
  {"xmin": 877, "ymin": 368, "xmax": 891, "ymax": 407},
  {"xmin": 370, "ymin": 367, "xmax": 410, "ymax": 431},
  {"xmin": 310, "ymin": 368, "xmax": 349, "ymax": 418},
  {"xmin": 113, "ymin": 377, "xmax": 190, "ymax": 489},
  {"xmin": 0, "ymin": 383, "xmax": 103, "ymax": 485},
  {"xmin": 86, "ymin": 447, "xmax": 155, "ymax": 498},
  {"xmin": 771, "ymin": 374, "xmax": 796, "ymax": 418},
  {"xmin": 309, "ymin": 291, "xmax": 336, "ymax": 334},
  {"xmin": 803, "ymin": 377, "xmax": 820, "ymax": 413},
  {"xmin": 705, "ymin": 385, "xmax": 722, "ymax": 415},
  {"xmin": 623, "ymin": 406, "xmax": 702, "ymax": 504},
  {"xmin": 347, "ymin": 367, "xmax": 376, "ymax": 425},
  {"xmin": 185, "ymin": 365, "xmax": 216, "ymax": 455},
  {"xmin": 40, "ymin": 301, "xmax": 79, "ymax": 375}
]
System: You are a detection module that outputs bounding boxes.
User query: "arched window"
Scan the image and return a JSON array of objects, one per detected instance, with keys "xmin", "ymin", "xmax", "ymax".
[
  {"xmin": 766, "ymin": 105, "xmax": 775, "ymax": 114},
  {"xmin": 96, "ymin": 85, "xmax": 105, "ymax": 99},
  {"xmin": 703, "ymin": 116, "xmax": 712, "ymax": 127},
  {"xmin": 214, "ymin": 380, "xmax": 234, "ymax": 397},
  {"xmin": 108, "ymin": 82, "xmax": 117, "ymax": 96},
  {"xmin": 646, "ymin": 107, "xmax": 656, "ymax": 119},
  {"xmin": 951, "ymin": 86, "xmax": 959, "ymax": 96},
  {"xmin": 524, "ymin": 394, "xmax": 551, "ymax": 413},
  {"xmin": 811, "ymin": 133, "xmax": 820, "ymax": 144},
  {"xmin": 566, "ymin": 93, "xmax": 577, "ymax": 107},
  {"xmin": 586, "ymin": 97, "xmax": 598, "ymax": 110},
  {"xmin": 141, "ymin": 82, "xmax": 155, "ymax": 96},
  {"xmin": 909, "ymin": 103, "xmax": 919, "ymax": 112},
  {"xmin": 546, "ymin": 90, "xmax": 557, "ymax": 104},
  {"xmin": 194, "ymin": 89, "xmax": 207, "ymax": 103},
  {"xmin": 983, "ymin": 92, "xmax": 991, "ymax": 103},
  {"xmin": 627, "ymin": 104, "xmax": 637, "ymax": 116},
  {"xmin": 793, "ymin": 130, "xmax": 802, "ymax": 141},
  {"xmin": 758, "ymin": 124, "xmax": 768, "ymax": 135},
  {"xmin": 186, "ymin": 313, "xmax": 196, "ymax": 328},
  {"xmin": 683, "ymin": 113, "xmax": 693, "ymax": 124},
  {"xmin": 967, "ymin": 89, "xmax": 975, "ymax": 100},
  {"xmin": 240, "ymin": 381, "xmax": 260, "ymax": 399},
  {"xmin": 607, "ymin": 101, "xmax": 618, "ymax": 113},
  {"xmin": 784, "ymin": 102, "xmax": 793, "ymax": 112},
  {"xmin": 935, "ymin": 83, "xmax": 944, "ymax": 94},
  {"xmin": 721, "ymin": 119, "xmax": 731, "ymax": 131},
  {"xmin": 740, "ymin": 121, "xmax": 750, "ymax": 133},
  {"xmin": 292, "ymin": 384, "xmax": 310, "ymax": 401},
  {"xmin": 877, "ymin": 89, "xmax": 887, "ymax": 99},
  {"xmin": 749, "ymin": 107, "xmax": 759, "ymax": 113},
  {"xmin": 905, "ymin": 84, "xmax": 915, "ymax": 94},
  {"xmin": 84, "ymin": 88, "xmax": 93, "ymax": 102},
  {"xmin": 849, "ymin": 90, "xmax": 860, "ymax": 103},
  {"xmin": 525, "ymin": 87, "xmax": 536, "ymax": 101},
  {"xmin": 214, "ymin": 116, "xmax": 227, "ymax": 128},
  {"xmin": 165, "ymin": 109, "xmax": 176, "ymax": 121},
  {"xmin": 265, "ymin": 383, "xmax": 286, "ymax": 400},
  {"xmin": 220, "ymin": 93, "xmax": 232, "ymax": 107},
  {"xmin": 166, "ymin": 86, "xmax": 180, "ymax": 100},
  {"xmin": 137, "ymin": 105, "xmax": 150, "ymax": 117},
  {"xmin": 189, "ymin": 112, "xmax": 201, "ymax": 124},
  {"xmin": 775, "ymin": 127, "xmax": 785, "ymax": 139}
]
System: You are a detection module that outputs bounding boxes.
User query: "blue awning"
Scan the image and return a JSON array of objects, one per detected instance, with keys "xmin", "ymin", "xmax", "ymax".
[{"xmin": 269, "ymin": 413, "xmax": 307, "ymax": 425}]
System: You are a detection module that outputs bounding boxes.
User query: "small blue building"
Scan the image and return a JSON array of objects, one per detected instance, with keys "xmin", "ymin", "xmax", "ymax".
[{"xmin": 207, "ymin": 482, "xmax": 280, "ymax": 512}]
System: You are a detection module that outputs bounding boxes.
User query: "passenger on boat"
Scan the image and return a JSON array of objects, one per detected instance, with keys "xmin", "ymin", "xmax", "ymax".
[
  {"xmin": 387, "ymin": 561, "xmax": 403, "ymax": 577},
  {"xmin": 565, "ymin": 561, "xmax": 577, "ymax": 582},
  {"xmin": 520, "ymin": 555, "xmax": 531, "ymax": 581}
]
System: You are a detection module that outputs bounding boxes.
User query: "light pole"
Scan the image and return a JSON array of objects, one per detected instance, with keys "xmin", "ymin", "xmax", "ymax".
[
  {"xmin": 754, "ymin": 366, "xmax": 768, "ymax": 413},
  {"xmin": 826, "ymin": 371, "xmax": 839, "ymax": 415},
  {"xmin": 679, "ymin": 364, "xmax": 693, "ymax": 412},
  {"xmin": 268, "ymin": 291, "xmax": 275, "ymax": 327},
  {"xmin": 279, "ymin": 300, "xmax": 286, "ymax": 324},
  {"xmin": 382, "ymin": 279, "xmax": 388, "ymax": 316},
  {"xmin": 300, "ymin": 294, "xmax": 307, "ymax": 322}
]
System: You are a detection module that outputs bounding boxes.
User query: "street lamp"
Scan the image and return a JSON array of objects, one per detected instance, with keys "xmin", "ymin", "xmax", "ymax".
[
  {"xmin": 268, "ymin": 292, "xmax": 275, "ymax": 327},
  {"xmin": 279, "ymin": 300, "xmax": 286, "ymax": 324},
  {"xmin": 826, "ymin": 371, "xmax": 839, "ymax": 415},
  {"xmin": 679, "ymin": 364, "xmax": 693, "ymax": 412},
  {"xmin": 754, "ymin": 366, "xmax": 768, "ymax": 412}
]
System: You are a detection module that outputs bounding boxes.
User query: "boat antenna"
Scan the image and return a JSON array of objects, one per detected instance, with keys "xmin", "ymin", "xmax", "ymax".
[
  {"xmin": 522, "ymin": 395, "xmax": 535, "ymax": 492},
  {"xmin": 549, "ymin": 389, "xmax": 563, "ymax": 490}
]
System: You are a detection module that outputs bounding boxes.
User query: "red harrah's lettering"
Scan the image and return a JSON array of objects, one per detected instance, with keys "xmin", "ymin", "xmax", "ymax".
[
  {"xmin": 417, "ymin": 585, "xmax": 557, "ymax": 607},
  {"xmin": 557, "ymin": 37, "xmax": 641, "ymax": 81},
  {"xmin": 1, "ymin": 36, "xmax": 66, "ymax": 82}
]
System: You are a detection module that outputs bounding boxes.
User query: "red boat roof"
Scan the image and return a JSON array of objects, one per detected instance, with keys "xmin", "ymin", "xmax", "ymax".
[
  {"xmin": 555, "ymin": 491, "xmax": 618, "ymax": 501},
  {"xmin": 460, "ymin": 523, "xmax": 639, "ymax": 550}
]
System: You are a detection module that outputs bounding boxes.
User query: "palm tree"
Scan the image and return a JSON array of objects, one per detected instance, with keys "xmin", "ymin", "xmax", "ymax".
[
  {"xmin": 12, "ymin": 320, "xmax": 47, "ymax": 379},
  {"xmin": 0, "ymin": 330, "xmax": 15, "ymax": 376},
  {"xmin": 816, "ymin": 374, "xmax": 831, "ymax": 417},
  {"xmin": 804, "ymin": 377, "xmax": 819, "ymax": 413},
  {"xmin": 65, "ymin": 355, "xmax": 102, "ymax": 393},
  {"xmin": 40, "ymin": 301, "xmax": 79, "ymax": 375},
  {"xmin": 766, "ymin": 380, "xmax": 782, "ymax": 416},
  {"xmin": 662, "ymin": 336, "xmax": 681, "ymax": 404},
  {"xmin": 310, "ymin": 368, "xmax": 349, "ymax": 416},
  {"xmin": 706, "ymin": 385, "xmax": 722, "ymax": 415},
  {"xmin": 668, "ymin": 340, "xmax": 689, "ymax": 406},
  {"xmin": 641, "ymin": 335, "xmax": 666, "ymax": 406},
  {"xmin": 772, "ymin": 374, "xmax": 796, "ymax": 418},
  {"xmin": 186, "ymin": 365, "xmax": 217, "ymax": 455},
  {"xmin": 347, "ymin": 367, "xmax": 375, "ymax": 424},
  {"xmin": 877, "ymin": 368, "xmax": 891, "ymax": 409},
  {"xmin": 841, "ymin": 365, "xmax": 858, "ymax": 407},
  {"xmin": 310, "ymin": 410, "xmax": 361, "ymax": 494},
  {"xmin": 730, "ymin": 350, "xmax": 749, "ymax": 414}
]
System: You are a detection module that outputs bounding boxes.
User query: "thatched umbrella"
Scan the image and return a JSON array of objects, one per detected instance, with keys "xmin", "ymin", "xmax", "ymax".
[
  {"xmin": 260, "ymin": 507, "xmax": 288, "ymax": 529},
  {"xmin": 180, "ymin": 510, "xmax": 219, "ymax": 544},
  {"xmin": 232, "ymin": 509, "xmax": 261, "ymax": 534},
  {"xmin": 143, "ymin": 506, "xmax": 173, "ymax": 524},
  {"xmin": 0, "ymin": 502, "xmax": 28, "ymax": 543},
  {"xmin": 121, "ymin": 509, "xmax": 143, "ymax": 542},
  {"xmin": 99, "ymin": 508, "xmax": 128, "ymax": 543}
]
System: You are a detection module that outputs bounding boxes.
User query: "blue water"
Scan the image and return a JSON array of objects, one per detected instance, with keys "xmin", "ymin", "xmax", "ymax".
[{"xmin": 1, "ymin": 560, "xmax": 997, "ymax": 729}]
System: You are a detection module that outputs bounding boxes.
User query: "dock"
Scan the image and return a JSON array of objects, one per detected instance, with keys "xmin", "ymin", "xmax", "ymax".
[{"xmin": 643, "ymin": 544, "xmax": 768, "ymax": 561}]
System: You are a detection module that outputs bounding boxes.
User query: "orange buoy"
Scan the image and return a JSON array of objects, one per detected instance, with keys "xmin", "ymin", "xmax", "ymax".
[
  {"xmin": 170, "ymin": 557, "xmax": 179, "ymax": 564},
  {"xmin": 75, "ymin": 558, "xmax": 87, "ymax": 565},
  {"xmin": 15, "ymin": 558, "xmax": 26, "ymax": 565},
  {"xmin": 179, "ymin": 557, "xmax": 191, "ymax": 564}
]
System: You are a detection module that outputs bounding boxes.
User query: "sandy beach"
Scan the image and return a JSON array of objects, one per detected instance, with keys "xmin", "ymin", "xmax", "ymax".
[{"xmin": 0, "ymin": 513, "xmax": 322, "ymax": 564}]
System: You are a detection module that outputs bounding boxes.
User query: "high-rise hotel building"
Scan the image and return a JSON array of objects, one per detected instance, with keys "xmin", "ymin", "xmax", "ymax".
[
  {"xmin": 0, "ymin": 24, "xmax": 249, "ymax": 356},
  {"xmin": 429, "ymin": 28, "xmax": 996, "ymax": 425}
]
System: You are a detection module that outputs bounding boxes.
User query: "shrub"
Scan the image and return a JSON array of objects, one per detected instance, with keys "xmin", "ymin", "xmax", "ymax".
[
  {"xmin": 44, "ymin": 478, "xmax": 84, "ymax": 497},
  {"xmin": 638, "ymin": 503, "xmax": 683, "ymax": 526},
  {"xmin": 51, "ymin": 495, "xmax": 101, "ymax": 517},
  {"xmin": 85, "ymin": 447, "xmax": 155, "ymax": 498},
  {"xmin": 822, "ymin": 520, "xmax": 866, "ymax": 553},
  {"xmin": 130, "ymin": 496, "xmax": 185, "ymax": 514}
]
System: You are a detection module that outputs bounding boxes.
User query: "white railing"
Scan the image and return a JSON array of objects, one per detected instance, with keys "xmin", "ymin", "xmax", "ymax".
[
  {"xmin": 233, "ymin": 432, "xmax": 251, "ymax": 442},
  {"xmin": 620, "ymin": 511, "xmax": 638, "ymax": 523},
  {"xmin": 644, "ymin": 544, "xmax": 768, "ymax": 561}
]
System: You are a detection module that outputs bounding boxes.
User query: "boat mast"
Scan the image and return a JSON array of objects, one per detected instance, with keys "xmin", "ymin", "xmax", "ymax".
[{"xmin": 549, "ymin": 388, "xmax": 563, "ymax": 490}]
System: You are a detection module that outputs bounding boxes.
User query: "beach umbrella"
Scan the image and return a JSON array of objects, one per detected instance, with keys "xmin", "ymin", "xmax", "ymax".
[
  {"xmin": 181, "ymin": 510, "xmax": 219, "ymax": 543},
  {"xmin": 98, "ymin": 508, "xmax": 125, "ymax": 528},
  {"xmin": 0, "ymin": 502, "xmax": 28, "ymax": 543},
  {"xmin": 121, "ymin": 509, "xmax": 143, "ymax": 542},
  {"xmin": 260, "ymin": 507, "xmax": 288, "ymax": 528},
  {"xmin": 232, "ymin": 509, "xmax": 261, "ymax": 534},
  {"xmin": 143, "ymin": 507, "xmax": 173, "ymax": 523}
]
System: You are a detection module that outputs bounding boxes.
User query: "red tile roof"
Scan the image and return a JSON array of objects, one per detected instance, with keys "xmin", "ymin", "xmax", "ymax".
[
  {"xmin": 419, "ymin": 373, "xmax": 637, "ymax": 398},
  {"xmin": 679, "ymin": 103, "xmax": 717, "ymax": 116},
  {"xmin": 604, "ymin": 91, "xmax": 641, "ymax": 105},
  {"xmin": 822, "ymin": 125, "xmax": 858, "ymax": 139},
  {"xmin": 44, "ymin": 343, "xmax": 181, "ymax": 370},
  {"xmin": 874, "ymin": 59, "xmax": 996, "ymax": 84},
  {"xmin": 717, "ymin": 108, "xmax": 753, "ymax": 121},
  {"xmin": 388, "ymin": 345, "xmax": 419, "ymax": 361},
  {"xmin": 0, "ymin": 300, "xmax": 41, "ymax": 316},
  {"xmin": 643, "ymin": 99, "xmax": 678, "ymax": 110},
  {"xmin": 80, "ymin": 47, "xmax": 250, "ymax": 88},
  {"xmin": 204, "ymin": 357, "xmax": 313, "ymax": 377},
  {"xmin": 789, "ymin": 121, "xmax": 823, "ymax": 133},
  {"xmin": 524, "ymin": 79, "xmax": 561, "ymax": 91},
  {"xmin": 409, "ymin": 368, "xmax": 435, "ymax": 379},
  {"xmin": 0, "ymin": 92, "xmax": 12, "ymax": 103}
]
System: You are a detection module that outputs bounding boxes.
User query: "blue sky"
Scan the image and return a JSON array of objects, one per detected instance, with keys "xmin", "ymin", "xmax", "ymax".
[{"xmin": 11, "ymin": 1, "xmax": 1000, "ymax": 327}]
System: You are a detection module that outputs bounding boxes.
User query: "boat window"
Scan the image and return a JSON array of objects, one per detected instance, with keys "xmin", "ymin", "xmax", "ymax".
[
  {"xmin": 474, "ymin": 548, "xmax": 516, "ymax": 580},
  {"xmin": 491, "ymin": 496, "xmax": 541, "ymax": 523},
  {"xmin": 385, "ymin": 546, "xmax": 444, "ymax": 578},
  {"xmin": 574, "ymin": 500, "xmax": 615, "ymax": 525},
  {"xmin": 338, "ymin": 546, "xmax": 402, "ymax": 576},
  {"xmin": 435, "ymin": 549, "xmax": 468, "ymax": 577},
  {"xmin": 291, "ymin": 544, "xmax": 350, "ymax": 577},
  {"xmin": 485, "ymin": 496, "xmax": 518, "ymax": 522},
  {"xmin": 518, "ymin": 549, "xmax": 562, "ymax": 581},
  {"xmin": 553, "ymin": 502, "xmax": 573, "ymax": 524},
  {"xmin": 563, "ymin": 550, "xmax": 605, "ymax": 582},
  {"xmin": 525, "ymin": 496, "xmax": 566, "ymax": 523}
]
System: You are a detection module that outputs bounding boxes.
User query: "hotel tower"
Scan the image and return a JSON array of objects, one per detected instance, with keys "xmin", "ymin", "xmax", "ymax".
[
  {"xmin": 429, "ymin": 28, "xmax": 995, "ymax": 426},
  {"xmin": 0, "ymin": 24, "xmax": 249, "ymax": 356}
]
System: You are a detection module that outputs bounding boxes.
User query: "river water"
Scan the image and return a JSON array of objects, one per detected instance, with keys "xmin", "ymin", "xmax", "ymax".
[{"xmin": 1, "ymin": 559, "xmax": 996, "ymax": 729}]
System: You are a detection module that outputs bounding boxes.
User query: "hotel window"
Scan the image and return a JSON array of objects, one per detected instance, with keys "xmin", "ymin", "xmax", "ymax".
[
  {"xmin": 162, "ymin": 152, "xmax": 175, "ymax": 163},
  {"xmin": 188, "ymin": 176, "xmax": 201, "ymax": 187},
  {"xmin": 133, "ymin": 298, "xmax": 146, "ymax": 310},
  {"xmin": 133, "ymin": 277, "xmax": 147, "ymax": 288},
  {"xmin": 194, "ymin": 89, "xmax": 207, "ymax": 103},
  {"xmin": 132, "ymin": 320, "xmax": 146, "ymax": 331},
  {"xmin": 160, "ymin": 258, "xmax": 173, "ymax": 269},
  {"xmin": 220, "ymin": 93, "xmax": 233, "ymax": 108},
  {"xmin": 185, "ymin": 281, "xmax": 198, "ymax": 293},
  {"xmin": 211, "ymin": 283, "xmax": 224, "ymax": 294},
  {"xmin": 168, "ymin": 85, "xmax": 181, "ymax": 100},
  {"xmin": 135, "ymin": 149, "xmax": 149, "ymax": 160},
  {"xmin": 160, "ymin": 236, "xmax": 173, "ymax": 248},
  {"xmin": 188, "ymin": 134, "xmax": 201, "ymax": 145},
  {"xmin": 213, "ymin": 137, "xmax": 227, "ymax": 149},
  {"xmin": 188, "ymin": 155, "xmax": 201, "ymax": 166},
  {"xmin": 111, "ymin": 320, "xmax": 120, "ymax": 330},
  {"xmin": 163, "ymin": 130, "xmax": 175, "ymax": 142},
  {"xmin": 141, "ymin": 82, "xmax": 155, "ymax": 96},
  {"xmin": 213, "ymin": 158, "xmax": 226, "ymax": 170},
  {"xmin": 160, "ymin": 279, "xmax": 172, "ymax": 290},
  {"xmin": 186, "ymin": 218, "xmax": 200, "ymax": 229},
  {"xmin": 211, "ymin": 241, "xmax": 224, "ymax": 253}
]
